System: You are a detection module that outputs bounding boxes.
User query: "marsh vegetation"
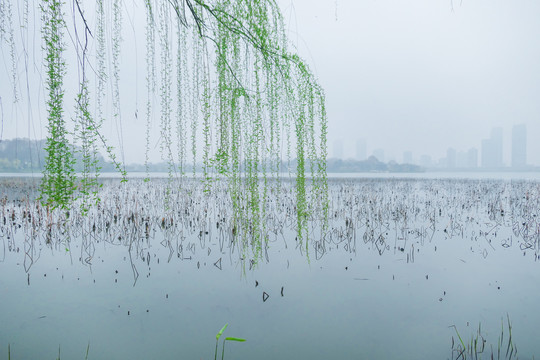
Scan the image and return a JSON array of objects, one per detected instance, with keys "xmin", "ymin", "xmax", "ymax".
[
  {"xmin": 1, "ymin": 175, "xmax": 539, "ymax": 359},
  {"xmin": 1, "ymin": 1, "xmax": 539, "ymax": 359}
]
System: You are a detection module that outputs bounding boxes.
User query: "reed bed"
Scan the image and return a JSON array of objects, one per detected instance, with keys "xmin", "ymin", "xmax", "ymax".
[{"xmin": 1, "ymin": 177, "xmax": 539, "ymax": 275}]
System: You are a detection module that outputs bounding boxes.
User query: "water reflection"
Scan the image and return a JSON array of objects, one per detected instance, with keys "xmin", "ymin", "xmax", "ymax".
[{"xmin": 1, "ymin": 176, "xmax": 540, "ymax": 359}]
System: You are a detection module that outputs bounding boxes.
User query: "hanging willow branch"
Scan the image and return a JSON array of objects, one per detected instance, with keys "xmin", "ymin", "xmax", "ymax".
[
  {"xmin": 162, "ymin": 0, "xmax": 328, "ymax": 250},
  {"xmin": 2, "ymin": 0, "xmax": 329, "ymax": 257},
  {"xmin": 39, "ymin": 0, "xmax": 76, "ymax": 210}
]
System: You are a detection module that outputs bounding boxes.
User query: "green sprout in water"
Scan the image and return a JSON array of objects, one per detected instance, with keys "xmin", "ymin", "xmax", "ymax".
[{"xmin": 214, "ymin": 323, "xmax": 246, "ymax": 360}]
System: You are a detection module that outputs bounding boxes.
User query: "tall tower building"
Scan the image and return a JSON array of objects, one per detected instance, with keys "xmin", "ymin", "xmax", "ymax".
[
  {"xmin": 512, "ymin": 124, "xmax": 527, "ymax": 168},
  {"xmin": 481, "ymin": 127, "xmax": 503, "ymax": 168},
  {"xmin": 467, "ymin": 147, "xmax": 478, "ymax": 168}
]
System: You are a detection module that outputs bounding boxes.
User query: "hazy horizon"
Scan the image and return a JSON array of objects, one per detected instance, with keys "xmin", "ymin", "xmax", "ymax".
[{"xmin": 1, "ymin": 1, "xmax": 539, "ymax": 166}]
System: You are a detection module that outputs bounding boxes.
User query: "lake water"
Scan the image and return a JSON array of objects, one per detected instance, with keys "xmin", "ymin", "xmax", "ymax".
[{"xmin": 0, "ymin": 174, "xmax": 539, "ymax": 359}]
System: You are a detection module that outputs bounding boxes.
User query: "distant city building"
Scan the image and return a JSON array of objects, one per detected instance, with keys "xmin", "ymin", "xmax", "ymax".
[
  {"xmin": 403, "ymin": 151, "xmax": 413, "ymax": 164},
  {"xmin": 333, "ymin": 139, "xmax": 344, "ymax": 159},
  {"xmin": 467, "ymin": 147, "xmax": 478, "ymax": 168},
  {"xmin": 356, "ymin": 139, "xmax": 367, "ymax": 160},
  {"xmin": 512, "ymin": 124, "xmax": 527, "ymax": 168},
  {"xmin": 481, "ymin": 127, "xmax": 503, "ymax": 168},
  {"xmin": 446, "ymin": 148, "xmax": 456, "ymax": 168},
  {"xmin": 372, "ymin": 148, "xmax": 385, "ymax": 162}
]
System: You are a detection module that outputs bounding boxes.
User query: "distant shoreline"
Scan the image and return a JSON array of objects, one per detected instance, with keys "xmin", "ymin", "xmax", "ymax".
[{"xmin": 2, "ymin": 170, "xmax": 540, "ymax": 182}]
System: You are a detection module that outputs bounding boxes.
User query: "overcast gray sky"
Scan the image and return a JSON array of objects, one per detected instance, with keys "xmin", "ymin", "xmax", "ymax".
[
  {"xmin": 279, "ymin": 0, "xmax": 540, "ymax": 165},
  {"xmin": 1, "ymin": 0, "xmax": 539, "ymax": 166}
]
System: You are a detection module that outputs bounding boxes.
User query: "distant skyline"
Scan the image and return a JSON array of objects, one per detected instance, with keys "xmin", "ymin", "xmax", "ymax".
[
  {"xmin": 1, "ymin": 1, "xmax": 539, "ymax": 166},
  {"xmin": 332, "ymin": 124, "xmax": 530, "ymax": 169},
  {"xmin": 284, "ymin": 0, "xmax": 540, "ymax": 166}
]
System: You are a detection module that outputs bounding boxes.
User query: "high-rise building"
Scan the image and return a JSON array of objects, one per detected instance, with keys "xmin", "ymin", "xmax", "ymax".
[
  {"xmin": 481, "ymin": 127, "xmax": 503, "ymax": 168},
  {"xmin": 512, "ymin": 124, "xmax": 527, "ymax": 168},
  {"xmin": 467, "ymin": 147, "xmax": 478, "ymax": 168},
  {"xmin": 356, "ymin": 139, "xmax": 367, "ymax": 161}
]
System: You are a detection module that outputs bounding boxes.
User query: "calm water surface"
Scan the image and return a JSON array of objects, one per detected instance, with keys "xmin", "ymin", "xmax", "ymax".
[{"xmin": 0, "ymin": 175, "xmax": 539, "ymax": 359}]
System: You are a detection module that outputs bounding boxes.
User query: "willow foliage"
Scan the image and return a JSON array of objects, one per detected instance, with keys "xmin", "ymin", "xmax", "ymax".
[
  {"xmin": 2, "ymin": 0, "xmax": 328, "ymax": 257},
  {"xmin": 39, "ymin": 0, "xmax": 76, "ymax": 210}
]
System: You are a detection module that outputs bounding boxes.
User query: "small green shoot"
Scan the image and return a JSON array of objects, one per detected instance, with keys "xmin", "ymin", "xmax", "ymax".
[
  {"xmin": 213, "ymin": 324, "xmax": 245, "ymax": 360},
  {"xmin": 214, "ymin": 323, "xmax": 228, "ymax": 360},
  {"xmin": 216, "ymin": 323, "xmax": 228, "ymax": 341}
]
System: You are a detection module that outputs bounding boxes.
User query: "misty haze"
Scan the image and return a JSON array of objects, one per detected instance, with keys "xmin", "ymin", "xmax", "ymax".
[{"xmin": 1, "ymin": 1, "xmax": 539, "ymax": 359}]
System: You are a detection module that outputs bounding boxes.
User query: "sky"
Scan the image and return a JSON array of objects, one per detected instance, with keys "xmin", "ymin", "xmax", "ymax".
[
  {"xmin": 1, "ymin": 0, "xmax": 539, "ymax": 166},
  {"xmin": 278, "ymin": 0, "xmax": 540, "ymax": 165}
]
